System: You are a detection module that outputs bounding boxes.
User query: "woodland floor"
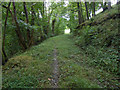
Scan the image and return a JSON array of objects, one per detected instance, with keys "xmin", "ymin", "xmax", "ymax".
[{"xmin": 2, "ymin": 34, "xmax": 119, "ymax": 88}]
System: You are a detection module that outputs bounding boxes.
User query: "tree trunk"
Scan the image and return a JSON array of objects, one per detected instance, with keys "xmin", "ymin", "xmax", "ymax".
[
  {"xmin": 80, "ymin": 2, "xmax": 84, "ymax": 22},
  {"xmin": 2, "ymin": 5, "xmax": 14, "ymax": 23},
  {"xmin": 85, "ymin": 2, "xmax": 89, "ymax": 20},
  {"xmin": 103, "ymin": 2, "xmax": 107, "ymax": 12},
  {"xmin": 52, "ymin": 19, "xmax": 56, "ymax": 35},
  {"xmin": 42, "ymin": 2, "xmax": 44, "ymax": 17},
  {"xmin": 23, "ymin": 2, "xmax": 31, "ymax": 45},
  {"xmin": 92, "ymin": 2, "xmax": 95, "ymax": 16},
  {"xmin": 13, "ymin": 2, "xmax": 27, "ymax": 51},
  {"xmin": 42, "ymin": 2, "xmax": 47, "ymax": 36},
  {"xmin": 117, "ymin": 0, "xmax": 120, "ymax": 4},
  {"xmin": 2, "ymin": 2, "xmax": 11, "ymax": 65},
  {"xmin": 108, "ymin": 0, "xmax": 111, "ymax": 10},
  {"xmin": 29, "ymin": 3, "xmax": 35, "ymax": 46},
  {"xmin": 47, "ymin": 8, "xmax": 54, "ymax": 35},
  {"xmin": 77, "ymin": 2, "xmax": 82, "ymax": 24}
]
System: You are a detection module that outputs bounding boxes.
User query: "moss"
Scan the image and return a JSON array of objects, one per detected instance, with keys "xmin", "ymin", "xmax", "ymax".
[{"xmin": 3, "ymin": 56, "xmax": 33, "ymax": 70}]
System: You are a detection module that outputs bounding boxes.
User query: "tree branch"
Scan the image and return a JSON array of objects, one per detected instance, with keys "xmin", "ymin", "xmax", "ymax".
[{"xmin": 2, "ymin": 4, "xmax": 14, "ymax": 22}]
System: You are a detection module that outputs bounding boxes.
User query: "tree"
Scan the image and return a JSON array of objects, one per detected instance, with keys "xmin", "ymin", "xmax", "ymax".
[
  {"xmin": 13, "ymin": 2, "xmax": 27, "ymax": 51},
  {"xmin": 103, "ymin": 2, "xmax": 107, "ymax": 12},
  {"xmin": 92, "ymin": 2, "xmax": 95, "ymax": 16},
  {"xmin": 85, "ymin": 2, "xmax": 89, "ymax": 20},
  {"xmin": 77, "ymin": 2, "xmax": 82, "ymax": 24},
  {"xmin": 117, "ymin": 0, "xmax": 120, "ymax": 4},
  {"xmin": 1, "ymin": 2, "xmax": 71, "ymax": 63},
  {"xmin": 2, "ymin": 2, "xmax": 11, "ymax": 65},
  {"xmin": 2, "ymin": 4, "xmax": 14, "ymax": 23},
  {"xmin": 23, "ymin": 2, "xmax": 31, "ymax": 46},
  {"xmin": 52, "ymin": 19, "xmax": 56, "ymax": 35},
  {"xmin": 108, "ymin": 0, "xmax": 111, "ymax": 10},
  {"xmin": 29, "ymin": 2, "xmax": 35, "ymax": 46}
]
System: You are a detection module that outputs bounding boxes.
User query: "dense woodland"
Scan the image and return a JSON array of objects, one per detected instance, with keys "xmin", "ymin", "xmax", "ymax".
[{"xmin": 1, "ymin": 1, "xmax": 120, "ymax": 88}]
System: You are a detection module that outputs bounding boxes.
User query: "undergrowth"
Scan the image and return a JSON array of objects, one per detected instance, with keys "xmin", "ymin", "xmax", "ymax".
[{"xmin": 73, "ymin": 4, "xmax": 119, "ymax": 75}]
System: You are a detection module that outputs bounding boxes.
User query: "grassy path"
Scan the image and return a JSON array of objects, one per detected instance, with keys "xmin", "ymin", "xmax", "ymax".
[
  {"xmin": 3, "ymin": 34, "xmax": 119, "ymax": 88},
  {"xmin": 51, "ymin": 35, "xmax": 99, "ymax": 88}
]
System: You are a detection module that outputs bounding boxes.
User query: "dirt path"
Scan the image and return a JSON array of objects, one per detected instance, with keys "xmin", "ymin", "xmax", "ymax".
[{"xmin": 51, "ymin": 47, "xmax": 59, "ymax": 88}]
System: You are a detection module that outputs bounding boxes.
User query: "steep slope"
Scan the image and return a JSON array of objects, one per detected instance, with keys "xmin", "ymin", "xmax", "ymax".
[{"xmin": 73, "ymin": 4, "xmax": 119, "ymax": 75}]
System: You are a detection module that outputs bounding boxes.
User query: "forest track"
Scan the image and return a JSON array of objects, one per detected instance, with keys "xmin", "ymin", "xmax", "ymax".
[{"xmin": 51, "ymin": 46, "xmax": 59, "ymax": 88}]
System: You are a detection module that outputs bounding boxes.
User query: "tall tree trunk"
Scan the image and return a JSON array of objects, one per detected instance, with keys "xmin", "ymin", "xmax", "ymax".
[
  {"xmin": 2, "ymin": 2, "xmax": 11, "ymax": 65},
  {"xmin": 70, "ymin": 10, "xmax": 74, "ymax": 33},
  {"xmin": 85, "ymin": 2, "xmax": 89, "ymax": 20},
  {"xmin": 47, "ymin": 7, "xmax": 54, "ymax": 35},
  {"xmin": 42, "ymin": 2, "xmax": 47, "ymax": 36},
  {"xmin": 29, "ymin": 3, "xmax": 35, "ymax": 46},
  {"xmin": 108, "ymin": 0, "xmax": 111, "ymax": 10},
  {"xmin": 103, "ymin": 2, "xmax": 107, "ymax": 12},
  {"xmin": 23, "ymin": 2, "xmax": 31, "ymax": 46},
  {"xmin": 117, "ymin": 0, "xmax": 120, "ymax": 4},
  {"xmin": 92, "ymin": 2, "xmax": 95, "ymax": 16},
  {"xmin": 52, "ymin": 19, "xmax": 56, "ymax": 35},
  {"xmin": 13, "ymin": 2, "xmax": 27, "ymax": 51},
  {"xmin": 80, "ymin": 2, "xmax": 84, "ymax": 22},
  {"xmin": 42, "ymin": 2, "xmax": 44, "ymax": 17},
  {"xmin": 77, "ymin": 2, "xmax": 82, "ymax": 24}
]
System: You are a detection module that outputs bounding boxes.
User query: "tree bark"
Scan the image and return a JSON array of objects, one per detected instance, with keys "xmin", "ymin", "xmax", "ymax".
[
  {"xmin": 103, "ymin": 2, "xmax": 107, "ymax": 12},
  {"xmin": 77, "ymin": 2, "xmax": 82, "ymax": 24},
  {"xmin": 2, "ymin": 5, "xmax": 14, "ymax": 23},
  {"xmin": 23, "ymin": 2, "xmax": 31, "ymax": 46},
  {"xmin": 117, "ymin": 0, "xmax": 120, "ymax": 4},
  {"xmin": 85, "ymin": 2, "xmax": 89, "ymax": 20},
  {"xmin": 47, "ymin": 7, "xmax": 55, "ymax": 35},
  {"xmin": 2, "ymin": 2, "xmax": 11, "ymax": 65},
  {"xmin": 42, "ymin": 2, "xmax": 44, "ymax": 17},
  {"xmin": 29, "ymin": 3, "xmax": 35, "ymax": 46},
  {"xmin": 92, "ymin": 2, "xmax": 95, "ymax": 16},
  {"xmin": 52, "ymin": 19, "xmax": 56, "ymax": 35},
  {"xmin": 13, "ymin": 2, "xmax": 27, "ymax": 51},
  {"xmin": 108, "ymin": 0, "xmax": 111, "ymax": 10}
]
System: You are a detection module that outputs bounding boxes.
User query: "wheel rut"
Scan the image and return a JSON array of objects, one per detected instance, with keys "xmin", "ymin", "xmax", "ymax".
[{"xmin": 51, "ymin": 46, "xmax": 59, "ymax": 88}]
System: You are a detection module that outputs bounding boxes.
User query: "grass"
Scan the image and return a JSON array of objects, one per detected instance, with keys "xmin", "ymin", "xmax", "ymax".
[
  {"xmin": 0, "ymin": 67, "xmax": 1, "ymax": 90},
  {"xmin": 0, "ymin": 21, "xmax": 2, "ymax": 89},
  {"xmin": 51, "ymin": 35, "xmax": 99, "ymax": 88},
  {"xmin": 2, "ymin": 34, "xmax": 119, "ymax": 88},
  {"xmin": 2, "ymin": 37, "xmax": 55, "ymax": 88},
  {"xmin": 74, "ymin": 4, "xmax": 119, "ymax": 75},
  {"xmin": 71, "ymin": 4, "xmax": 119, "ymax": 88}
]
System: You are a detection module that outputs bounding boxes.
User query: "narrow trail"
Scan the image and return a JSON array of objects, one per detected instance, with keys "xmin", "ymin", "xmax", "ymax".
[
  {"xmin": 51, "ymin": 46, "xmax": 59, "ymax": 88},
  {"xmin": 3, "ymin": 34, "xmax": 119, "ymax": 88}
]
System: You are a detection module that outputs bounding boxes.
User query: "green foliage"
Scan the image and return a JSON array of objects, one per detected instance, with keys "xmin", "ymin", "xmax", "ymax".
[
  {"xmin": 83, "ymin": 45, "xmax": 118, "ymax": 73},
  {"xmin": 2, "ymin": 2, "xmax": 68, "ymax": 61},
  {"xmin": 73, "ymin": 4, "xmax": 119, "ymax": 74},
  {"xmin": 75, "ymin": 25, "xmax": 91, "ymax": 46}
]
